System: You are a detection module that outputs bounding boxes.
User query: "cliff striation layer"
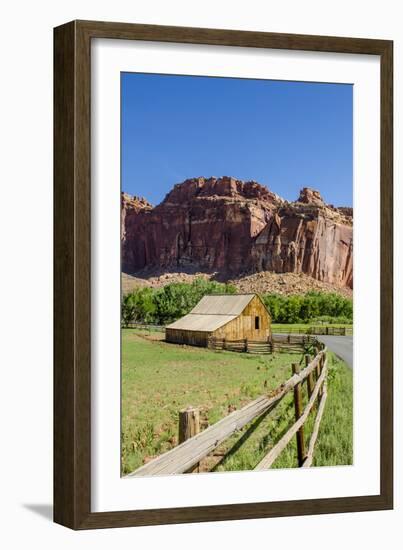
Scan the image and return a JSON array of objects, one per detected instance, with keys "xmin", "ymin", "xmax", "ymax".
[{"xmin": 122, "ymin": 176, "xmax": 353, "ymax": 289}]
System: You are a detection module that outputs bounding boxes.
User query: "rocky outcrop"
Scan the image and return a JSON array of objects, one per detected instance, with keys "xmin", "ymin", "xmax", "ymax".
[
  {"xmin": 251, "ymin": 202, "xmax": 353, "ymax": 288},
  {"xmin": 298, "ymin": 187, "xmax": 325, "ymax": 206},
  {"xmin": 121, "ymin": 193, "xmax": 153, "ymax": 269},
  {"xmin": 121, "ymin": 176, "xmax": 353, "ymax": 289}
]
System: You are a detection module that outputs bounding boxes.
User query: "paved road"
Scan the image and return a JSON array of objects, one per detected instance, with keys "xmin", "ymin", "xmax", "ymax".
[{"xmin": 316, "ymin": 335, "xmax": 353, "ymax": 369}]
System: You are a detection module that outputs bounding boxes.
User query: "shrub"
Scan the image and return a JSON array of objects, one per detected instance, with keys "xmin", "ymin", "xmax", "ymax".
[{"xmin": 263, "ymin": 291, "xmax": 352, "ymax": 324}]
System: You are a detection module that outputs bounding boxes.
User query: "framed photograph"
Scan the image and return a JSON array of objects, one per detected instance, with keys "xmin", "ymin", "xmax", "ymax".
[{"xmin": 54, "ymin": 20, "xmax": 393, "ymax": 529}]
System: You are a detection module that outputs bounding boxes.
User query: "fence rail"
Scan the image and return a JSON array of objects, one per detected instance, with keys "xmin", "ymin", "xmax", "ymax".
[
  {"xmin": 128, "ymin": 346, "xmax": 327, "ymax": 477},
  {"xmin": 123, "ymin": 321, "xmax": 352, "ymax": 336},
  {"xmin": 123, "ymin": 321, "xmax": 165, "ymax": 331},
  {"xmin": 255, "ymin": 361, "xmax": 327, "ymax": 469},
  {"xmin": 273, "ymin": 325, "xmax": 352, "ymax": 336},
  {"xmin": 208, "ymin": 334, "xmax": 317, "ymax": 355}
]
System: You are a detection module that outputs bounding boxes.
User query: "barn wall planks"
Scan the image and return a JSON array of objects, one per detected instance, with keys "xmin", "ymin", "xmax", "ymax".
[
  {"xmin": 214, "ymin": 295, "xmax": 271, "ymax": 341},
  {"xmin": 166, "ymin": 329, "xmax": 210, "ymax": 347}
]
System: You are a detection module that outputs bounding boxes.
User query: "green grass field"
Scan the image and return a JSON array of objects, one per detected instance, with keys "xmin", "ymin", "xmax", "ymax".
[{"xmin": 121, "ymin": 329, "xmax": 353, "ymax": 475}]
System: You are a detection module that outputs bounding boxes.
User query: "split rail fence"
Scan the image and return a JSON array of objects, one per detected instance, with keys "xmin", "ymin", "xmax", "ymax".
[
  {"xmin": 123, "ymin": 321, "xmax": 352, "ymax": 336},
  {"xmin": 273, "ymin": 325, "xmax": 352, "ymax": 336},
  {"xmin": 208, "ymin": 334, "xmax": 317, "ymax": 355},
  {"xmin": 123, "ymin": 321, "xmax": 165, "ymax": 331},
  {"xmin": 128, "ymin": 345, "xmax": 328, "ymax": 476}
]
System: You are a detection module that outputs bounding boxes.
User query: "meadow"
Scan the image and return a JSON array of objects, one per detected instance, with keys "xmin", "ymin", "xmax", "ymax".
[{"xmin": 121, "ymin": 328, "xmax": 353, "ymax": 475}]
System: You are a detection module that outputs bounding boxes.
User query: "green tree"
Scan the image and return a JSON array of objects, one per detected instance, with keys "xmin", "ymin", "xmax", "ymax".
[
  {"xmin": 263, "ymin": 291, "xmax": 352, "ymax": 324},
  {"xmin": 121, "ymin": 287, "xmax": 157, "ymax": 326}
]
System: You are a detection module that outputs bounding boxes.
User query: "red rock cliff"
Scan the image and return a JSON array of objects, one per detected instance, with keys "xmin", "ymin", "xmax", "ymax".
[{"xmin": 121, "ymin": 177, "xmax": 353, "ymax": 289}]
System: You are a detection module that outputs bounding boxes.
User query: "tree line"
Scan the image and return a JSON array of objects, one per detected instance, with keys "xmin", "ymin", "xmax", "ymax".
[
  {"xmin": 121, "ymin": 279, "xmax": 353, "ymax": 326},
  {"xmin": 262, "ymin": 292, "xmax": 352, "ymax": 324}
]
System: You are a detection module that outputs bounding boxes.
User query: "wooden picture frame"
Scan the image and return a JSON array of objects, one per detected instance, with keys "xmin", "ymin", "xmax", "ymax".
[{"xmin": 54, "ymin": 20, "xmax": 393, "ymax": 529}]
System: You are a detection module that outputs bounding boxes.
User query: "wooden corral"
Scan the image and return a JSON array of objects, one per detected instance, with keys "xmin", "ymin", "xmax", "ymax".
[{"xmin": 165, "ymin": 294, "xmax": 271, "ymax": 347}]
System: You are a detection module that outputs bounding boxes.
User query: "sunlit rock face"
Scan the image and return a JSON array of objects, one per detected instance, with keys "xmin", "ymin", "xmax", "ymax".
[{"xmin": 121, "ymin": 177, "xmax": 353, "ymax": 289}]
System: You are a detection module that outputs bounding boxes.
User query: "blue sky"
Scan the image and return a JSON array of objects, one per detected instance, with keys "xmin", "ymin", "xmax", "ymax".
[{"xmin": 121, "ymin": 73, "xmax": 352, "ymax": 207}]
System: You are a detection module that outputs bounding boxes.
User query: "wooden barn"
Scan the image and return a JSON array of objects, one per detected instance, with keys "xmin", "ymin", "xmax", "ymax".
[{"xmin": 165, "ymin": 293, "xmax": 271, "ymax": 347}]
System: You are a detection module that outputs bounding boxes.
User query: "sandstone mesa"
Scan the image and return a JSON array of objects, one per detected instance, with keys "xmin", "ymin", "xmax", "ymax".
[{"xmin": 121, "ymin": 176, "xmax": 353, "ymax": 290}]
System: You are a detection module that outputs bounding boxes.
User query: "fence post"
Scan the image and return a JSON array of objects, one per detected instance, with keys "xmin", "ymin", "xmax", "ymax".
[
  {"xmin": 318, "ymin": 353, "xmax": 325, "ymax": 398},
  {"xmin": 179, "ymin": 406, "xmax": 200, "ymax": 473},
  {"xmin": 222, "ymin": 337, "xmax": 226, "ymax": 350},
  {"xmin": 245, "ymin": 338, "xmax": 249, "ymax": 353},
  {"xmin": 314, "ymin": 345, "xmax": 321, "ymax": 382},
  {"xmin": 292, "ymin": 363, "xmax": 306, "ymax": 466},
  {"xmin": 305, "ymin": 354, "xmax": 314, "ymax": 399}
]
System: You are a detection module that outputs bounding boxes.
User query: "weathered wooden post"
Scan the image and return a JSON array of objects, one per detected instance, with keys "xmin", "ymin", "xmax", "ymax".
[
  {"xmin": 222, "ymin": 337, "xmax": 226, "ymax": 351},
  {"xmin": 179, "ymin": 406, "xmax": 200, "ymax": 444},
  {"xmin": 245, "ymin": 338, "xmax": 249, "ymax": 353},
  {"xmin": 305, "ymin": 354, "xmax": 314, "ymax": 399},
  {"xmin": 292, "ymin": 363, "xmax": 306, "ymax": 466},
  {"xmin": 318, "ymin": 353, "xmax": 325, "ymax": 398},
  {"xmin": 313, "ymin": 345, "xmax": 321, "ymax": 382},
  {"xmin": 178, "ymin": 406, "xmax": 200, "ymax": 473}
]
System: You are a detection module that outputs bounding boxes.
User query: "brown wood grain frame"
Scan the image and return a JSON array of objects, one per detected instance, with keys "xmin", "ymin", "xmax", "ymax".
[{"xmin": 54, "ymin": 20, "xmax": 393, "ymax": 530}]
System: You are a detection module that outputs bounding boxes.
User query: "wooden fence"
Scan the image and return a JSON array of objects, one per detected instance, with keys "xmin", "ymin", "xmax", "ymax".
[
  {"xmin": 208, "ymin": 334, "xmax": 317, "ymax": 355},
  {"xmin": 123, "ymin": 321, "xmax": 165, "ymax": 331},
  {"xmin": 127, "ymin": 346, "xmax": 328, "ymax": 476},
  {"xmin": 123, "ymin": 321, "xmax": 352, "ymax": 336},
  {"xmin": 273, "ymin": 325, "xmax": 352, "ymax": 336}
]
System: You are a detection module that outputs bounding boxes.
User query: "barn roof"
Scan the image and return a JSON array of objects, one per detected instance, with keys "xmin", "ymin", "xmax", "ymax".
[
  {"xmin": 190, "ymin": 294, "xmax": 255, "ymax": 316},
  {"xmin": 165, "ymin": 294, "xmax": 258, "ymax": 332},
  {"xmin": 166, "ymin": 313, "xmax": 237, "ymax": 332}
]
